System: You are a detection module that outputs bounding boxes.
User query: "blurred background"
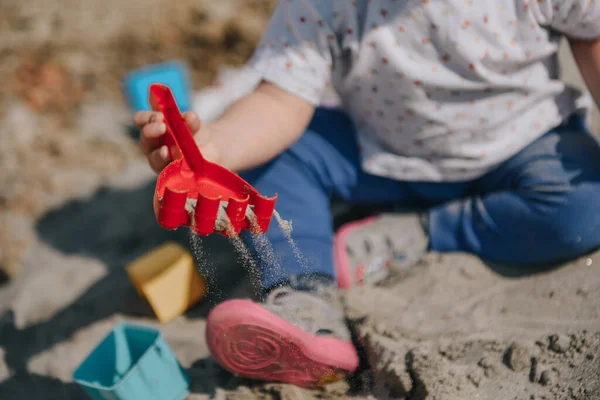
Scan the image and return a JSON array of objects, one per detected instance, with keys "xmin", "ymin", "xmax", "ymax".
[
  {"xmin": 0, "ymin": 1, "xmax": 286, "ymax": 399},
  {"xmin": 0, "ymin": 1, "xmax": 599, "ymax": 399},
  {"xmin": 0, "ymin": 0, "xmax": 276, "ymax": 253}
]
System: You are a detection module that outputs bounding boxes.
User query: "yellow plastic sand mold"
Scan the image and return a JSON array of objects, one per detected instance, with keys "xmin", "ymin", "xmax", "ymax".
[{"xmin": 126, "ymin": 242, "xmax": 207, "ymax": 323}]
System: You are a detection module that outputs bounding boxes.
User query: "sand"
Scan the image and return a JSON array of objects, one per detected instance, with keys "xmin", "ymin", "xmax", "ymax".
[
  {"xmin": 1, "ymin": 1, "xmax": 600, "ymax": 398},
  {"xmin": 273, "ymin": 211, "xmax": 310, "ymax": 272},
  {"xmin": 344, "ymin": 252, "xmax": 600, "ymax": 399}
]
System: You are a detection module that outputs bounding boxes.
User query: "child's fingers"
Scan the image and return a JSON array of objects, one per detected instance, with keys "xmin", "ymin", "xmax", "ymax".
[
  {"xmin": 183, "ymin": 112, "xmax": 202, "ymax": 134},
  {"xmin": 133, "ymin": 111, "xmax": 151, "ymax": 128},
  {"xmin": 148, "ymin": 146, "xmax": 170, "ymax": 173},
  {"xmin": 133, "ymin": 111, "xmax": 164, "ymax": 129},
  {"xmin": 139, "ymin": 122, "xmax": 167, "ymax": 155},
  {"xmin": 142, "ymin": 122, "xmax": 167, "ymax": 138}
]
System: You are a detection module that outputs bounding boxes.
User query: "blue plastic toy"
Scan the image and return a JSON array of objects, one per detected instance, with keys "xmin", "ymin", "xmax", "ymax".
[
  {"xmin": 72, "ymin": 322, "xmax": 190, "ymax": 400},
  {"xmin": 122, "ymin": 60, "xmax": 192, "ymax": 113}
]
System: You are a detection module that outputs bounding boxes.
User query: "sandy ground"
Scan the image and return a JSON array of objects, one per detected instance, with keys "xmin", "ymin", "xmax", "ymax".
[
  {"xmin": 346, "ymin": 252, "xmax": 600, "ymax": 399},
  {"xmin": 1, "ymin": 1, "xmax": 600, "ymax": 398}
]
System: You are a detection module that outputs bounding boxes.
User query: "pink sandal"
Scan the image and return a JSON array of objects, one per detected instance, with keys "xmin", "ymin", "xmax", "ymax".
[{"xmin": 206, "ymin": 286, "xmax": 359, "ymax": 388}]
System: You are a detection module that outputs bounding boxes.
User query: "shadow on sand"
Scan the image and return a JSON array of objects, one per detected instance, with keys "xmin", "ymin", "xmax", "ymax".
[{"xmin": 0, "ymin": 179, "xmax": 251, "ymax": 398}]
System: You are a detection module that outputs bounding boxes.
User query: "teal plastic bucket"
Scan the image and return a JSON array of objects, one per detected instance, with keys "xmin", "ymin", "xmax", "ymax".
[
  {"xmin": 72, "ymin": 322, "xmax": 189, "ymax": 400},
  {"xmin": 122, "ymin": 60, "xmax": 192, "ymax": 113}
]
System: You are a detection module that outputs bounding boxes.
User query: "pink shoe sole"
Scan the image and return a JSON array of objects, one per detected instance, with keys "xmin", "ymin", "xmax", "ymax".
[
  {"xmin": 206, "ymin": 299, "xmax": 359, "ymax": 388},
  {"xmin": 333, "ymin": 216, "xmax": 377, "ymax": 289}
]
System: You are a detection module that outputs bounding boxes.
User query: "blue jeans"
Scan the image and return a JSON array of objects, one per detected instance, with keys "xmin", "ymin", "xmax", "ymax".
[{"xmin": 241, "ymin": 108, "xmax": 600, "ymax": 289}]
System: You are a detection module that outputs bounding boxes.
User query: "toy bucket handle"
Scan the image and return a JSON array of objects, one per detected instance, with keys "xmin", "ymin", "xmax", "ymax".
[{"xmin": 149, "ymin": 83, "xmax": 206, "ymax": 173}]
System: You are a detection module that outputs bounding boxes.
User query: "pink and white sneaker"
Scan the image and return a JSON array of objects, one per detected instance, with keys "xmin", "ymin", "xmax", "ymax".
[
  {"xmin": 334, "ymin": 213, "xmax": 429, "ymax": 289},
  {"xmin": 206, "ymin": 284, "xmax": 359, "ymax": 388}
]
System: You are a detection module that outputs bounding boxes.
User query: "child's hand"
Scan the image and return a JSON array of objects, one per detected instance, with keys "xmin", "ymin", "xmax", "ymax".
[
  {"xmin": 135, "ymin": 82, "xmax": 313, "ymax": 174},
  {"xmin": 134, "ymin": 111, "xmax": 217, "ymax": 173}
]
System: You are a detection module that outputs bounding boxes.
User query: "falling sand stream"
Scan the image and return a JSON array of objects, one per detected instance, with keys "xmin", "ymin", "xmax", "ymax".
[
  {"xmin": 188, "ymin": 203, "xmax": 310, "ymax": 296},
  {"xmin": 273, "ymin": 210, "xmax": 310, "ymax": 272},
  {"xmin": 188, "ymin": 231, "xmax": 225, "ymax": 301}
]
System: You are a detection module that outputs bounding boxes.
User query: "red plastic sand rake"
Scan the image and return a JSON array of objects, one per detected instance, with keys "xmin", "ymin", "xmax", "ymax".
[{"xmin": 149, "ymin": 83, "xmax": 277, "ymax": 237}]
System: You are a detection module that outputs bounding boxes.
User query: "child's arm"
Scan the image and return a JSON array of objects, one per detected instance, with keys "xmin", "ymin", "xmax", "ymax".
[
  {"xmin": 531, "ymin": 1, "xmax": 600, "ymax": 109},
  {"xmin": 137, "ymin": 0, "xmax": 336, "ymax": 174},
  {"xmin": 203, "ymin": 82, "xmax": 314, "ymax": 172},
  {"xmin": 570, "ymin": 38, "xmax": 600, "ymax": 112}
]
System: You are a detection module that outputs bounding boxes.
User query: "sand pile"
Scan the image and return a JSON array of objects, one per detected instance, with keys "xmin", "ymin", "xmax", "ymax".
[{"xmin": 344, "ymin": 252, "xmax": 600, "ymax": 399}]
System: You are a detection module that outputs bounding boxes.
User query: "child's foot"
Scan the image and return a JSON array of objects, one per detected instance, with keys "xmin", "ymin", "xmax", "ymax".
[
  {"xmin": 334, "ymin": 212, "xmax": 429, "ymax": 288},
  {"xmin": 205, "ymin": 278, "xmax": 359, "ymax": 388}
]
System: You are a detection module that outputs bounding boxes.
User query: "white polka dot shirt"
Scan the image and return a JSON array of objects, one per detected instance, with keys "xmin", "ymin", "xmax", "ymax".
[{"xmin": 248, "ymin": 0, "xmax": 600, "ymax": 181}]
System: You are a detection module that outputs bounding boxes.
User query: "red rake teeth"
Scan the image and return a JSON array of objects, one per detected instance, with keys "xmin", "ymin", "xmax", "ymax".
[
  {"xmin": 158, "ymin": 192, "xmax": 274, "ymax": 237},
  {"xmin": 191, "ymin": 194, "xmax": 221, "ymax": 236},
  {"xmin": 212, "ymin": 202, "xmax": 264, "ymax": 237},
  {"xmin": 159, "ymin": 187, "xmax": 189, "ymax": 230},
  {"xmin": 181, "ymin": 198, "xmax": 269, "ymax": 237}
]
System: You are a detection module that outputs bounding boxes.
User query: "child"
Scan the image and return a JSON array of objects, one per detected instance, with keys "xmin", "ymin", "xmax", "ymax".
[{"xmin": 135, "ymin": 0, "xmax": 600, "ymax": 388}]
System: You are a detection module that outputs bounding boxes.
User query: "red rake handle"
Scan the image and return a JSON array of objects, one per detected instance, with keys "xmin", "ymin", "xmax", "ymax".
[{"xmin": 149, "ymin": 84, "xmax": 205, "ymax": 174}]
